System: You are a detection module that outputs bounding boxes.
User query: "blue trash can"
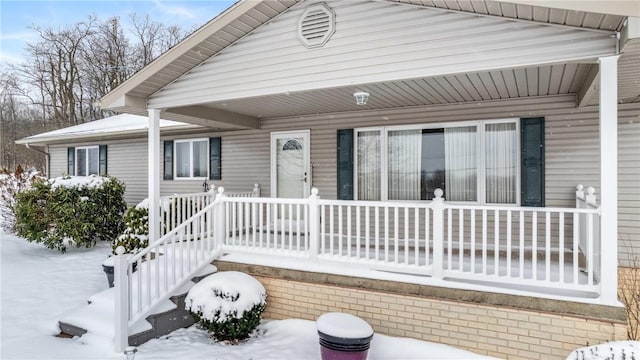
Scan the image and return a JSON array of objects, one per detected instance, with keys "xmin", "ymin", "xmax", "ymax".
[{"xmin": 317, "ymin": 313, "xmax": 374, "ymax": 360}]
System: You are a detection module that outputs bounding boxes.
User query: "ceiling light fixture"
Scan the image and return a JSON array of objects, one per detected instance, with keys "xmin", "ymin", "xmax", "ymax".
[{"xmin": 353, "ymin": 91, "xmax": 369, "ymax": 105}]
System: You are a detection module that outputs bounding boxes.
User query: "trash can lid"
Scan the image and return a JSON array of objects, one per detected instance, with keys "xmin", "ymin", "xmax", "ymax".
[{"xmin": 317, "ymin": 312, "xmax": 373, "ymax": 339}]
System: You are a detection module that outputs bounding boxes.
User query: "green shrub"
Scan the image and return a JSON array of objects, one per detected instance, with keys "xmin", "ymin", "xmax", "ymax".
[
  {"xmin": 111, "ymin": 205, "xmax": 149, "ymax": 255},
  {"xmin": 14, "ymin": 175, "xmax": 126, "ymax": 252},
  {"xmin": 185, "ymin": 271, "xmax": 267, "ymax": 342}
]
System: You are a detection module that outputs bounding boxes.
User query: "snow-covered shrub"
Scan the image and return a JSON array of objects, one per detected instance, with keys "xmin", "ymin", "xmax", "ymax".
[
  {"xmin": 0, "ymin": 165, "xmax": 42, "ymax": 233},
  {"xmin": 186, "ymin": 271, "xmax": 267, "ymax": 342},
  {"xmin": 566, "ymin": 341, "xmax": 640, "ymax": 360},
  {"xmin": 14, "ymin": 175, "xmax": 126, "ymax": 252},
  {"xmin": 111, "ymin": 203, "xmax": 149, "ymax": 255}
]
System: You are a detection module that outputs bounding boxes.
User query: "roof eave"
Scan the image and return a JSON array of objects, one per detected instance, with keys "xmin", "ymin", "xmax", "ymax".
[
  {"xmin": 15, "ymin": 124, "xmax": 201, "ymax": 146},
  {"xmin": 498, "ymin": 0, "xmax": 639, "ymax": 18}
]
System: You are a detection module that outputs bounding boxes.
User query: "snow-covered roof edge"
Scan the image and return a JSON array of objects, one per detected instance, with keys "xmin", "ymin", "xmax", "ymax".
[{"xmin": 16, "ymin": 114, "xmax": 201, "ymax": 145}]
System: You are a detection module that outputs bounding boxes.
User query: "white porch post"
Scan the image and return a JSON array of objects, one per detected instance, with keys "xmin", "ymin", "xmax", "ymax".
[
  {"xmin": 148, "ymin": 109, "xmax": 161, "ymax": 244},
  {"xmin": 598, "ymin": 55, "xmax": 620, "ymax": 306}
]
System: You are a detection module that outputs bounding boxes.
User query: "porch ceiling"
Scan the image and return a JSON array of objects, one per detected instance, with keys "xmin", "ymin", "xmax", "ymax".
[{"xmin": 189, "ymin": 63, "xmax": 595, "ymax": 119}]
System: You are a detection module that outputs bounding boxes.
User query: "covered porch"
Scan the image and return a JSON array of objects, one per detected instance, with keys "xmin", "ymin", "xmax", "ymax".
[{"xmin": 100, "ymin": 0, "xmax": 640, "ymax": 352}]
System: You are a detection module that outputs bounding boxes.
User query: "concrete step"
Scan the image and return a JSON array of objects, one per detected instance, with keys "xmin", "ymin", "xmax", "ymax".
[{"xmin": 58, "ymin": 265, "xmax": 216, "ymax": 345}]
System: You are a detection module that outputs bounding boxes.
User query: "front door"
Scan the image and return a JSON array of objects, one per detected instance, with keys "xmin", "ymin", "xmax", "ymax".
[{"xmin": 271, "ymin": 130, "xmax": 310, "ymax": 199}]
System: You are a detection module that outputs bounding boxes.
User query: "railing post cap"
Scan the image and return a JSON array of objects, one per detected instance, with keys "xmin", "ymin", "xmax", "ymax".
[
  {"xmin": 115, "ymin": 246, "xmax": 126, "ymax": 255},
  {"xmin": 311, "ymin": 187, "xmax": 319, "ymax": 196},
  {"xmin": 576, "ymin": 184, "xmax": 584, "ymax": 191},
  {"xmin": 254, "ymin": 183, "xmax": 259, "ymax": 188},
  {"xmin": 434, "ymin": 188, "xmax": 444, "ymax": 199},
  {"xmin": 587, "ymin": 186, "xmax": 596, "ymax": 195},
  {"xmin": 217, "ymin": 186, "xmax": 225, "ymax": 194}
]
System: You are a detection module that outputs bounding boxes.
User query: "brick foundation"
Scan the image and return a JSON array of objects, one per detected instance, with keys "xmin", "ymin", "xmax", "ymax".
[{"xmin": 216, "ymin": 261, "xmax": 626, "ymax": 359}]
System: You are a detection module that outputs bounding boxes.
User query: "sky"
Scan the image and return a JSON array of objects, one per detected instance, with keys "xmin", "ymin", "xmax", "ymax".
[{"xmin": 0, "ymin": 0, "xmax": 236, "ymax": 65}]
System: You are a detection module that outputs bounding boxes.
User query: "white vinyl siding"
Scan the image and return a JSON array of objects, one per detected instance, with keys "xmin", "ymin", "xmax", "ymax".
[{"xmin": 149, "ymin": 0, "xmax": 616, "ymax": 109}]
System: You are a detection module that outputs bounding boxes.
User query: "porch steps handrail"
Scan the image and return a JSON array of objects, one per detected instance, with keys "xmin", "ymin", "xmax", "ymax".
[{"xmin": 114, "ymin": 190, "xmax": 225, "ymax": 352}]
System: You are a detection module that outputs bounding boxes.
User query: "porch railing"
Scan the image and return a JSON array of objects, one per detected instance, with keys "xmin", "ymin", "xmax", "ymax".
[
  {"xmin": 221, "ymin": 187, "xmax": 606, "ymax": 302},
  {"xmin": 576, "ymin": 184, "xmax": 601, "ymax": 281},
  {"xmin": 159, "ymin": 184, "xmax": 261, "ymax": 236}
]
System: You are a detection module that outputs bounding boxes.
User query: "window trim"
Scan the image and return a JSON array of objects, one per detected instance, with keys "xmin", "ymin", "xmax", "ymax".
[
  {"xmin": 75, "ymin": 145, "xmax": 99, "ymax": 176},
  {"xmin": 173, "ymin": 138, "xmax": 209, "ymax": 180},
  {"xmin": 353, "ymin": 118, "xmax": 520, "ymax": 205}
]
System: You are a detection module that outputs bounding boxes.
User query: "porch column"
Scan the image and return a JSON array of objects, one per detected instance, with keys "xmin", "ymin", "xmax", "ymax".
[
  {"xmin": 148, "ymin": 108, "xmax": 161, "ymax": 244},
  {"xmin": 598, "ymin": 55, "xmax": 619, "ymax": 306}
]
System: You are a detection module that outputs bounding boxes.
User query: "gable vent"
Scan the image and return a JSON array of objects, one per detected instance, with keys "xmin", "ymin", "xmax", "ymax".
[{"xmin": 298, "ymin": 3, "xmax": 335, "ymax": 48}]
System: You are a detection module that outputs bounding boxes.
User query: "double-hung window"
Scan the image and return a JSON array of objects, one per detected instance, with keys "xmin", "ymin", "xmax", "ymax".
[
  {"xmin": 76, "ymin": 146, "xmax": 99, "ymax": 176},
  {"xmin": 354, "ymin": 119, "xmax": 519, "ymax": 205},
  {"xmin": 175, "ymin": 139, "xmax": 209, "ymax": 179}
]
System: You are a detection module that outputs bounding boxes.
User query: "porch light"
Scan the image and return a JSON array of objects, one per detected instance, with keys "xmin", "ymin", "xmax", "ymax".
[{"xmin": 353, "ymin": 91, "xmax": 369, "ymax": 105}]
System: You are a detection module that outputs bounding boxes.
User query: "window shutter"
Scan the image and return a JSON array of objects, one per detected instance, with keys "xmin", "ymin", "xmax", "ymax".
[
  {"xmin": 209, "ymin": 137, "xmax": 221, "ymax": 180},
  {"xmin": 163, "ymin": 140, "xmax": 174, "ymax": 180},
  {"xmin": 337, "ymin": 129, "xmax": 354, "ymax": 200},
  {"xmin": 99, "ymin": 145, "xmax": 108, "ymax": 176},
  {"xmin": 67, "ymin": 147, "xmax": 75, "ymax": 175},
  {"xmin": 521, "ymin": 117, "xmax": 545, "ymax": 207}
]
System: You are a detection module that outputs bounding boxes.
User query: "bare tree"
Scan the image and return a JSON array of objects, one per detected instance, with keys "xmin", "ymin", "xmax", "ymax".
[{"xmin": 1, "ymin": 12, "xmax": 190, "ymax": 171}]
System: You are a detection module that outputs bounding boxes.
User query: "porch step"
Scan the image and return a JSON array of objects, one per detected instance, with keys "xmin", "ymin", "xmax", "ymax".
[{"xmin": 58, "ymin": 265, "xmax": 217, "ymax": 345}]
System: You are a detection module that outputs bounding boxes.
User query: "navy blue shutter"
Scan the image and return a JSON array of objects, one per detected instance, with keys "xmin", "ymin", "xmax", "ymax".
[
  {"xmin": 521, "ymin": 117, "xmax": 545, "ymax": 207},
  {"xmin": 337, "ymin": 129, "xmax": 354, "ymax": 200},
  {"xmin": 67, "ymin": 147, "xmax": 75, "ymax": 175},
  {"xmin": 209, "ymin": 137, "xmax": 221, "ymax": 180},
  {"xmin": 98, "ymin": 145, "xmax": 107, "ymax": 176},
  {"xmin": 163, "ymin": 141, "xmax": 174, "ymax": 180}
]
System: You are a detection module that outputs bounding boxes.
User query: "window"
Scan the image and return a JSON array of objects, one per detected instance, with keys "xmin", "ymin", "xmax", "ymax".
[
  {"xmin": 76, "ymin": 146, "xmax": 99, "ymax": 176},
  {"xmin": 175, "ymin": 139, "xmax": 209, "ymax": 179},
  {"xmin": 354, "ymin": 119, "xmax": 519, "ymax": 204}
]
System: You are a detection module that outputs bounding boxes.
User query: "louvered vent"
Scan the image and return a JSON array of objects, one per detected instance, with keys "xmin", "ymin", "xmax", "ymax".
[{"xmin": 298, "ymin": 3, "xmax": 335, "ymax": 48}]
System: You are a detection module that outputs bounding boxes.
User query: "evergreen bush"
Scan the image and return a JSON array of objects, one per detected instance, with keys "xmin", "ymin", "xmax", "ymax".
[
  {"xmin": 186, "ymin": 271, "xmax": 267, "ymax": 342},
  {"xmin": 111, "ymin": 205, "xmax": 149, "ymax": 255},
  {"xmin": 14, "ymin": 175, "xmax": 126, "ymax": 252}
]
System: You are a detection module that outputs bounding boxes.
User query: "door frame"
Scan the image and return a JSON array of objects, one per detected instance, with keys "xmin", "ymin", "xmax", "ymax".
[{"xmin": 270, "ymin": 130, "xmax": 311, "ymax": 198}]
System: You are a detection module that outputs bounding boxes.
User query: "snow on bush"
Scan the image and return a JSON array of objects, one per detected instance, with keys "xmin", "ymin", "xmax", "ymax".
[
  {"xmin": 0, "ymin": 165, "xmax": 42, "ymax": 233},
  {"xmin": 566, "ymin": 341, "xmax": 640, "ymax": 360},
  {"xmin": 49, "ymin": 175, "xmax": 109, "ymax": 190},
  {"xmin": 186, "ymin": 271, "xmax": 267, "ymax": 342},
  {"xmin": 14, "ymin": 175, "xmax": 126, "ymax": 252},
  {"xmin": 111, "ymin": 204, "xmax": 149, "ymax": 255}
]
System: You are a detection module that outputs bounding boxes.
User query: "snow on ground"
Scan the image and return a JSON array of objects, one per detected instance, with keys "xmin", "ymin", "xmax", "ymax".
[
  {"xmin": 2, "ymin": 230, "xmax": 497, "ymax": 359},
  {"xmin": 0, "ymin": 231, "xmax": 115, "ymax": 359},
  {"xmin": 566, "ymin": 341, "xmax": 640, "ymax": 360}
]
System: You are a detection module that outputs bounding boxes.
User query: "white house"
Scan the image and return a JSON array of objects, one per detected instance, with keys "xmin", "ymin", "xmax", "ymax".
[{"xmin": 21, "ymin": 1, "xmax": 640, "ymax": 358}]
